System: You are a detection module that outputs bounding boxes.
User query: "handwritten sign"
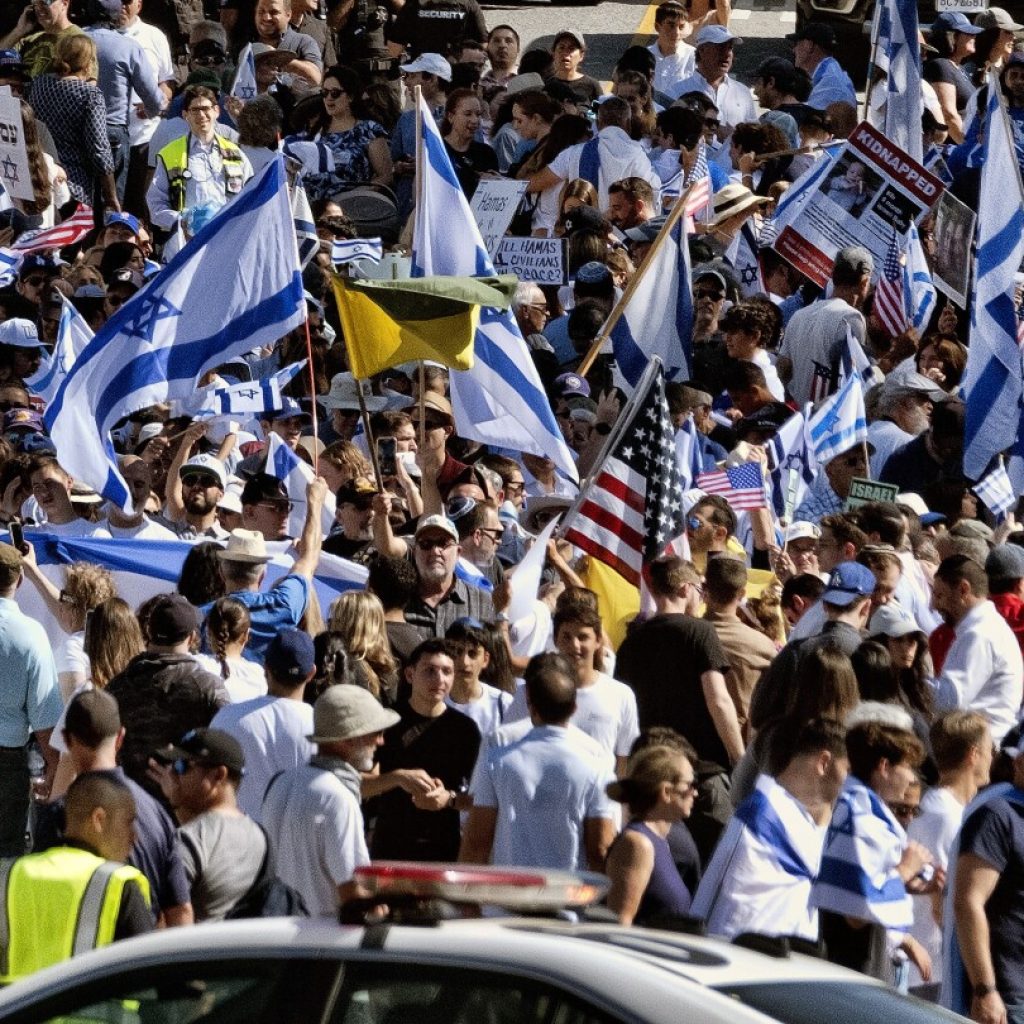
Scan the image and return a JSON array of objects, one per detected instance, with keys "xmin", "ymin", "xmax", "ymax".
[
  {"xmin": 470, "ymin": 179, "xmax": 528, "ymax": 258},
  {"xmin": 0, "ymin": 89, "xmax": 32, "ymax": 202},
  {"xmin": 494, "ymin": 237, "xmax": 567, "ymax": 285}
]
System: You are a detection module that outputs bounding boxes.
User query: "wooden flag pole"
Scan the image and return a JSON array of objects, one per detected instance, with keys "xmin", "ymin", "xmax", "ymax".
[{"xmin": 576, "ymin": 183, "xmax": 697, "ymax": 379}]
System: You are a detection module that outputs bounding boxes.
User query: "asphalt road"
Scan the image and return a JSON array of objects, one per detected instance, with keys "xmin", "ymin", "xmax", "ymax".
[{"xmin": 479, "ymin": 0, "xmax": 800, "ymax": 89}]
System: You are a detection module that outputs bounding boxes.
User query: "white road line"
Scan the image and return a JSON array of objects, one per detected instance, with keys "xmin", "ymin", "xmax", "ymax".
[{"xmin": 780, "ymin": 11, "xmax": 797, "ymax": 21}]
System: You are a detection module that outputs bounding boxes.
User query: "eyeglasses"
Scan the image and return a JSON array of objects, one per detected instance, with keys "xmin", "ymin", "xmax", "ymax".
[
  {"xmin": 704, "ymin": 118, "xmax": 720, "ymax": 129},
  {"xmin": 889, "ymin": 802, "xmax": 922, "ymax": 820},
  {"xmin": 343, "ymin": 498, "xmax": 374, "ymax": 512},
  {"xmin": 256, "ymin": 500, "xmax": 293, "ymax": 513},
  {"xmin": 686, "ymin": 515, "xmax": 704, "ymax": 531},
  {"xmin": 673, "ymin": 778, "xmax": 697, "ymax": 797},
  {"xmin": 416, "ymin": 537, "xmax": 456, "ymax": 551},
  {"xmin": 106, "ymin": 295, "xmax": 127, "ymax": 308},
  {"xmin": 182, "ymin": 473, "xmax": 220, "ymax": 489},
  {"xmin": 478, "ymin": 527, "xmax": 503, "ymax": 540},
  {"xmin": 191, "ymin": 54, "xmax": 224, "ymax": 67},
  {"xmin": 21, "ymin": 276, "xmax": 48, "ymax": 288},
  {"xmin": 186, "ymin": 104, "xmax": 216, "ymax": 115},
  {"xmin": 322, "ymin": 88, "xmax": 345, "ymax": 99},
  {"xmin": 694, "ymin": 288, "xmax": 724, "ymax": 301}
]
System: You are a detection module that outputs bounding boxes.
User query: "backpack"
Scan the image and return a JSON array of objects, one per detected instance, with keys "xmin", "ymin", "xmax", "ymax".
[{"xmin": 223, "ymin": 825, "xmax": 310, "ymax": 920}]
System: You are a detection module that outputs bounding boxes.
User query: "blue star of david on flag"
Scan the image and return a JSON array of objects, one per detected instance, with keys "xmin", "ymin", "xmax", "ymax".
[{"xmin": 124, "ymin": 293, "xmax": 182, "ymax": 343}]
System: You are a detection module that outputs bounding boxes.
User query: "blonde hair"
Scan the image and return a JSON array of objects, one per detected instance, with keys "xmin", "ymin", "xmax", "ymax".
[
  {"xmin": 85, "ymin": 598, "xmax": 144, "ymax": 688},
  {"xmin": 321, "ymin": 440, "xmax": 373, "ymax": 484},
  {"xmin": 606, "ymin": 745, "xmax": 690, "ymax": 816},
  {"xmin": 62, "ymin": 562, "xmax": 117, "ymax": 628},
  {"xmin": 53, "ymin": 33, "xmax": 96, "ymax": 77},
  {"xmin": 327, "ymin": 590, "xmax": 396, "ymax": 697}
]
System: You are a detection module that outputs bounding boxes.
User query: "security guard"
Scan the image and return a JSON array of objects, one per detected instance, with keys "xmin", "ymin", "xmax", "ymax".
[
  {"xmin": 0, "ymin": 773, "xmax": 152, "ymax": 983},
  {"xmin": 146, "ymin": 84, "xmax": 253, "ymax": 232}
]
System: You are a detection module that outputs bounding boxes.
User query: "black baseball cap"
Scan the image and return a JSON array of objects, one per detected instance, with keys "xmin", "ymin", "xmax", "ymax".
[
  {"xmin": 785, "ymin": 23, "xmax": 837, "ymax": 50},
  {"xmin": 161, "ymin": 728, "xmax": 245, "ymax": 775}
]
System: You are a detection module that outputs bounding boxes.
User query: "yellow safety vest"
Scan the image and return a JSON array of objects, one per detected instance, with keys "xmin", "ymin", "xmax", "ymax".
[
  {"xmin": 0, "ymin": 847, "xmax": 150, "ymax": 984},
  {"xmin": 156, "ymin": 132, "xmax": 246, "ymax": 212}
]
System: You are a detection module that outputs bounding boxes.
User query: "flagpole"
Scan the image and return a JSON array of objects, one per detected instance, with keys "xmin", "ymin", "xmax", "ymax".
[
  {"xmin": 556, "ymin": 356, "xmax": 663, "ymax": 539},
  {"xmin": 413, "ymin": 85, "xmax": 427, "ymax": 454},
  {"xmin": 303, "ymin": 312, "xmax": 319, "ymax": 474},
  {"xmin": 577, "ymin": 184, "xmax": 696, "ymax": 379},
  {"xmin": 863, "ymin": 0, "xmax": 883, "ymax": 123}
]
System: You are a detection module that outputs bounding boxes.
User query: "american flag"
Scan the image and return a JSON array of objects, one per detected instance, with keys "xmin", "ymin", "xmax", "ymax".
[
  {"xmin": 682, "ymin": 142, "xmax": 712, "ymax": 233},
  {"xmin": 696, "ymin": 461, "xmax": 768, "ymax": 510},
  {"xmin": 562, "ymin": 360, "xmax": 683, "ymax": 586},
  {"xmin": 873, "ymin": 231, "xmax": 909, "ymax": 339},
  {"xmin": 11, "ymin": 206, "xmax": 94, "ymax": 253},
  {"xmin": 809, "ymin": 360, "xmax": 835, "ymax": 404}
]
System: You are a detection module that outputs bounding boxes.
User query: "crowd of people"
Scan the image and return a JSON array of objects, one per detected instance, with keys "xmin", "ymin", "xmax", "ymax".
[{"xmin": 1, "ymin": 1, "xmax": 1024, "ymax": 1022}]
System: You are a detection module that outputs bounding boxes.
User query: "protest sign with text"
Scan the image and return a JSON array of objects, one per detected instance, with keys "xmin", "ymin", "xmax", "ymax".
[
  {"xmin": 494, "ymin": 236, "xmax": 567, "ymax": 285},
  {"xmin": 774, "ymin": 121, "xmax": 943, "ymax": 287},
  {"xmin": 471, "ymin": 179, "xmax": 528, "ymax": 258}
]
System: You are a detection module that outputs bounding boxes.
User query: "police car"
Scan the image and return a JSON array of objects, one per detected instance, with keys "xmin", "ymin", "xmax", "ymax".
[{"xmin": 0, "ymin": 865, "xmax": 967, "ymax": 1024}]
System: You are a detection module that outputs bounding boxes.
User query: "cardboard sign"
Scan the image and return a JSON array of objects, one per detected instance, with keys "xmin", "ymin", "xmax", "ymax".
[
  {"xmin": 494, "ymin": 236, "xmax": 567, "ymax": 285},
  {"xmin": 775, "ymin": 121, "xmax": 944, "ymax": 287},
  {"xmin": 0, "ymin": 89, "xmax": 32, "ymax": 202},
  {"xmin": 845, "ymin": 476, "xmax": 900, "ymax": 510},
  {"xmin": 470, "ymin": 179, "xmax": 528, "ymax": 258}
]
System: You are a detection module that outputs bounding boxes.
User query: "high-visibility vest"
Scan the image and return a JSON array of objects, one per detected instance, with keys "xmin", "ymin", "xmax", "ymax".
[
  {"xmin": 0, "ymin": 847, "xmax": 150, "ymax": 984},
  {"xmin": 156, "ymin": 132, "xmax": 246, "ymax": 212}
]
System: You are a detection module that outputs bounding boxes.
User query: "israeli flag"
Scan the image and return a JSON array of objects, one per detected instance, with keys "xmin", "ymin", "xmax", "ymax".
[
  {"xmin": 882, "ymin": 0, "xmax": 923, "ymax": 162},
  {"xmin": 25, "ymin": 297, "xmax": 93, "ymax": 404},
  {"xmin": 905, "ymin": 222, "xmax": 936, "ymax": 331},
  {"xmin": 611, "ymin": 213, "xmax": 692, "ymax": 391},
  {"xmin": 767, "ymin": 410, "xmax": 817, "ymax": 518},
  {"xmin": 455, "ymin": 556, "xmax": 493, "ymax": 592},
  {"xmin": 974, "ymin": 460, "xmax": 1017, "ymax": 520},
  {"xmin": 839, "ymin": 324, "xmax": 878, "ymax": 389},
  {"xmin": 45, "ymin": 156, "xmax": 305, "ymax": 511},
  {"xmin": 231, "ymin": 43, "xmax": 258, "ymax": 101},
  {"xmin": 674, "ymin": 415, "xmax": 704, "ymax": 491},
  {"xmin": 291, "ymin": 178, "xmax": 319, "ymax": 269},
  {"xmin": 807, "ymin": 371, "xmax": 867, "ymax": 466},
  {"xmin": 0, "ymin": 246, "xmax": 20, "ymax": 287},
  {"xmin": 176, "ymin": 360, "xmax": 307, "ymax": 420},
  {"xmin": 411, "ymin": 91, "xmax": 578, "ymax": 484},
  {"xmin": 332, "ymin": 237, "xmax": 384, "ymax": 266},
  {"xmin": 812, "ymin": 775, "xmax": 913, "ymax": 930},
  {"xmin": 265, "ymin": 432, "xmax": 337, "ymax": 538},
  {"xmin": 963, "ymin": 76, "xmax": 1024, "ymax": 481},
  {"xmin": 769, "ymin": 145, "xmax": 839, "ymax": 241}
]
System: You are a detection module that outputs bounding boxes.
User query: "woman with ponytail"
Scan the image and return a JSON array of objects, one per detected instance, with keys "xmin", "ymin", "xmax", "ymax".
[
  {"xmin": 605, "ymin": 743, "xmax": 698, "ymax": 925},
  {"xmin": 197, "ymin": 597, "xmax": 266, "ymax": 702}
]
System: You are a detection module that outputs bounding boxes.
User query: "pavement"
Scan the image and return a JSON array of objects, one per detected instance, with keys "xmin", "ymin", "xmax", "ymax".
[{"xmin": 479, "ymin": 0, "xmax": 800, "ymax": 87}]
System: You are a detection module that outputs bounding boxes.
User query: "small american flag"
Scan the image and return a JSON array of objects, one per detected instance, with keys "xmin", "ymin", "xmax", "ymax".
[
  {"xmin": 809, "ymin": 360, "xmax": 834, "ymax": 404},
  {"xmin": 11, "ymin": 206, "xmax": 94, "ymax": 253},
  {"xmin": 874, "ymin": 231, "xmax": 909, "ymax": 339},
  {"xmin": 682, "ymin": 142, "xmax": 711, "ymax": 233},
  {"xmin": 562, "ymin": 361, "xmax": 684, "ymax": 586},
  {"xmin": 696, "ymin": 462, "xmax": 768, "ymax": 510},
  {"xmin": 973, "ymin": 461, "xmax": 1017, "ymax": 521}
]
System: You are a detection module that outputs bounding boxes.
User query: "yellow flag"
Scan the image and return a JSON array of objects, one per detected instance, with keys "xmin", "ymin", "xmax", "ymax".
[{"xmin": 581, "ymin": 557, "xmax": 640, "ymax": 651}]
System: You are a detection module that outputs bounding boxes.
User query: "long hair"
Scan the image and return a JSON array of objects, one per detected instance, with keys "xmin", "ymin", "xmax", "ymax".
[
  {"xmin": 314, "ymin": 64, "xmax": 368, "ymax": 133},
  {"xmin": 19, "ymin": 102, "xmax": 51, "ymax": 215},
  {"xmin": 481, "ymin": 621, "xmax": 515, "ymax": 694},
  {"xmin": 440, "ymin": 88, "xmax": 480, "ymax": 136},
  {"xmin": 517, "ymin": 113, "xmax": 590, "ymax": 178},
  {"xmin": 177, "ymin": 541, "xmax": 226, "ymax": 606},
  {"xmin": 327, "ymin": 590, "xmax": 396, "ymax": 695},
  {"xmin": 205, "ymin": 596, "xmax": 251, "ymax": 679},
  {"xmin": 554, "ymin": 177, "xmax": 599, "ymax": 235},
  {"xmin": 86, "ymin": 598, "xmax": 144, "ymax": 688}
]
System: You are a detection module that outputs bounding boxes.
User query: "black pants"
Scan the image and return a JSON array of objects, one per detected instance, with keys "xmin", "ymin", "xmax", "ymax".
[{"xmin": 0, "ymin": 745, "xmax": 29, "ymax": 857}]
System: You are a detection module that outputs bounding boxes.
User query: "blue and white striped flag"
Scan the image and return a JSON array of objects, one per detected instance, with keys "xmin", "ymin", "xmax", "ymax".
[
  {"xmin": 812, "ymin": 776, "xmax": 913, "ymax": 930},
  {"xmin": 25, "ymin": 297, "xmax": 93, "ymax": 404},
  {"xmin": 332, "ymin": 237, "xmax": 383, "ymax": 266},
  {"xmin": 265, "ymin": 432, "xmax": 337, "ymax": 538},
  {"xmin": 905, "ymin": 222, "xmax": 937, "ymax": 331},
  {"xmin": 0, "ymin": 246, "xmax": 20, "ymax": 287},
  {"xmin": 963, "ymin": 75, "xmax": 1024, "ymax": 481},
  {"xmin": 291, "ymin": 178, "xmax": 318, "ymax": 269},
  {"xmin": 973, "ymin": 460, "xmax": 1017, "ymax": 521},
  {"xmin": 455, "ymin": 556, "xmax": 493, "ymax": 592},
  {"xmin": 882, "ymin": 0, "xmax": 923, "ymax": 163},
  {"xmin": 674, "ymin": 415, "xmax": 705, "ymax": 491},
  {"xmin": 769, "ymin": 145, "xmax": 839, "ymax": 242},
  {"xmin": 230, "ymin": 43, "xmax": 258, "ymax": 101},
  {"xmin": 767, "ymin": 410, "xmax": 817, "ymax": 518},
  {"xmin": 411, "ymin": 91, "xmax": 578, "ymax": 484},
  {"xmin": 45, "ymin": 156, "xmax": 304, "ymax": 511},
  {"xmin": 840, "ymin": 324, "xmax": 877, "ymax": 388},
  {"xmin": 176, "ymin": 360, "xmax": 307, "ymax": 420},
  {"xmin": 611, "ymin": 211, "xmax": 692, "ymax": 390},
  {"xmin": 807, "ymin": 371, "xmax": 867, "ymax": 466}
]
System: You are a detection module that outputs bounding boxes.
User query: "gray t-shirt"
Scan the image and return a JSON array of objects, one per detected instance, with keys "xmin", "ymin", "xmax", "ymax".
[{"xmin": 178, "ymin": 811, "xmax": 266, "ymax": 921}]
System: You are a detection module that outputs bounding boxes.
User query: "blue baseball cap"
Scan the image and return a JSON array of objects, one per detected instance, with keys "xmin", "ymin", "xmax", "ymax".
[
  {"xmin": 934, "ymin": 11, "xmax": 983, "ymax": 33},
  {"xmin": 268, "ymin": 397, "xmax": 312, "ymax": 423},
  {"xmin": 265, "ymin": 628, "xmax": 316, "ymax": 682},
  {"xmin": 823, "ymin": 561, "xmax": 876, "ymax": 607},
  {"xmin": 104, "ymin": 211, "xmax": 141, "ymax": 235}
]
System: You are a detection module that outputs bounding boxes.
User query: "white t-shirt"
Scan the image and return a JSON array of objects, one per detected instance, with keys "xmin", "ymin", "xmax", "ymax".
[
  {"xmin": 124, "ymin": 17, "xmax": 174, "ymax": 147},
  {"xmin": 445, "ymin": 682, "xmax": 513, "ymax": 738},
  {"xmin": 102, "ymin": 517, "xmax": 179, "ymax": 541},
  {"xmin": 49, "ymin": 680, "xmax": 93, "ymax": 754},
  {"xmin": 210, "ymin": 695, "xmax": 313, "ymax": 821},
  {"xmin": 37, "ymin": 519, "xmax": 111, "ymax": 539},
  {"xmin": 195, "ymin": 653, "xmax": 267, "ymax": 704},
  {"xmin": 907, "ymin": 785, "xmax": 965, "ymax": 987},
  {"xmin": 56, "ymin": 630, "xmax": 88, "ymax": 680}
]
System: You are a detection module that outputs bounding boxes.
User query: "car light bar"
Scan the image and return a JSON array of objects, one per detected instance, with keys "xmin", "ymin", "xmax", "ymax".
[{"xmin": 355, "ymin": 862, "xmax": 609, "ymax": 910}]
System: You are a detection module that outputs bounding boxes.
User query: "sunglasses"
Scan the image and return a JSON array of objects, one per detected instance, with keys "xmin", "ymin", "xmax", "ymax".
[
  {"xmin": 182, "ymin": 473, "xmax": 220, "ymax": 489},
  {"xmin": 694, "ymin": 288, "xmax": 724, "ymax": 301},
  {"xmin": 256, "ymin": 500, "xmax": 293, "ymax": 513},
  {"xmin": 322, "ymin": 88, "xmax": 345, "ymax": 99},
  {"xmin": 191, "ymin": 54, "xmax": 224, "ymax": 67},
  {"xmin": 416, "ymin": 537, "xmax": 455, "ymax": 551},
  {"xmin": 889, "ymin": 802, "xmax": 922, "ymax": 820},
  {"xmin": 673, "ymin": 778, "xmax": 697, "ymax": 797},
  {"xmin": 423, "ymin": 419, "xmax": 448, "ymax": 431},
  {"xmin": 21, "ymin": 276, "xmax": 49, "ymax": 288},
  {"xmin": 686, "ymin": 516, "xmax": 703, "ymax": 531}
]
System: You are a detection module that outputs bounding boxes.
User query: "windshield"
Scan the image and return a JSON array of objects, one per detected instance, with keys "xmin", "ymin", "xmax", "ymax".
[{"xmin": 717, "ymin": 982, "xmax": 970, "ymax": 1024}]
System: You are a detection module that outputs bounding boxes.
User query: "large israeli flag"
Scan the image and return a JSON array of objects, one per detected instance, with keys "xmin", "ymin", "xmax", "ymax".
[
  {"xmin": 963, "ymin": 77, "xmax": 1024, "ymax": 481},
  {"xmin": 807, "ymin": 371, "xmax": 867, "ymax": 466},
  {"xmin": 25, "ymin": 297, "xmax": 93, "ymax": 404},
  {"xmin": 611, "ymin": 214, "xmax": 692, "ymax": 390},
  {"xmin": 883, "ymin": 0, "xmax": 923, "ymax": 163},
  {"xmin": 45, "ymin": 156, "xmax": 305, "ymax": 511},
  {"xmin": 411, "ymin": 93, "xmax": 578, "ymax": 483}
]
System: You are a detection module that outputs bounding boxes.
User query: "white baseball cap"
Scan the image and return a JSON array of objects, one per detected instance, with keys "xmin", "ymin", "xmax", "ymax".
[
  {"xmin": 695, "ymin": 25, "xmax": 743, "ymax": 46},
  {"xmin": 401, "ymin": 53, "xmax": 452, "ymax": 82}
]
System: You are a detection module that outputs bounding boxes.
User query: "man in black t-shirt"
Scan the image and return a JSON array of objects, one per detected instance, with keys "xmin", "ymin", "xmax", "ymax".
[
  {"xmin": 387, "ymin": 0, "xmax": 487, "ymax": 61},
  {"xmin": 369, "ymin": 639, "xmax": 480, "ymax": 861},
  {"xmin": 952, "ymin": 749, "xmax": 1024, "ymax": 1024}
]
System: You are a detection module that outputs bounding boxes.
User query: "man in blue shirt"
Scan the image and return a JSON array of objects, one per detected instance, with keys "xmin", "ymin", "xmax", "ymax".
[
  {"xmin": 0, "ymin": 541, "xmax": 61, "ymax": 856},
  {"xmin": 787, "ymin": 22, "xmax": 856, "ymax": 112}
]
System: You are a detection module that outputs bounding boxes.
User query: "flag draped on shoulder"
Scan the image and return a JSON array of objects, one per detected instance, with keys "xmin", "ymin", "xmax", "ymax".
[
  {"xmin": 561, "ymin": 358, "xmax": 683, "ymax": 586},
  {"xmin": 332, "ymin": 274, "xmax": 516, "ymax": 379},
  {"xmin": 26, "ymin": 297, "xmax": 93, "ymax": 404},
  {"xmin": 963, "ymin": 75, "xmax": 1024, "ymax": 481},
  {"xmin": 610, "ymin": 209, "xmax": 692, "ymax": 390},
  {"xmin": 45, "ymin": 156, "xmax": 305, "ymax": 511},
  {"xmin": 411, "ymin": 91, "xmax": 578, "ymax": 484},
  {"xmin": 807, "ymin": 371, "xmax": 867, "ymax": 466}
]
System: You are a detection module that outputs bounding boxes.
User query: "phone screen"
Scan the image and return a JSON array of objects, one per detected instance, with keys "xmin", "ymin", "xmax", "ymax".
[{"xmin": 377, "ymin": 437, "xmax": 397, "ymax": 477}]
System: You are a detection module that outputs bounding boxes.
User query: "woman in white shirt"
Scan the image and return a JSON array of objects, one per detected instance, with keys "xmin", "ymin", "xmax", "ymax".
[{"xmin": 195, "ymin": 596, "xmax": 266, "ymax": 703}]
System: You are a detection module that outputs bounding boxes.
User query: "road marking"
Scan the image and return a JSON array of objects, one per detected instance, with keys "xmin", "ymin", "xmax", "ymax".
[
  {"xmin": 630, "ymin": 0, "xmax": 659, "ymax": 46},
  {"xmin": 780, "ymin": 11, "xmax": 796, "ymax": 21},
  {"xmin": 730, "ymin": 9, "xmax": 751, "ymax": 18}
]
